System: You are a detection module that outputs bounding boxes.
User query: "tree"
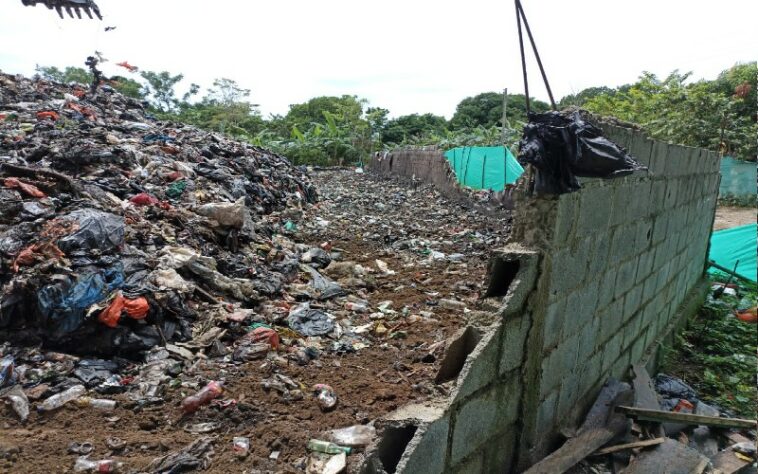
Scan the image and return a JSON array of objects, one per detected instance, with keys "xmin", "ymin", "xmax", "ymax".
[
  {"xmin": 381, "ymin": 113, "xmax": 448, "ymax": 144},
  {"xmin": 581, "ymin": 67, "xmax": 757, "ymax": 161},
  {"xmin": 284, "ymin": 95, "xmax": 365, "ymax": 129},
  {"xmin": 450, "ymin": 92, "xmax": 550, "ymax": 129},
  {"xmin": 140, "ymin": 70, "xmax": 184, "ymax": 112},
  {"xmin": 109, "ymin": 75, "xmax": 144, "ymax": 99},
  {"xmin": 35, "ymin": 65, "xmax": 92, "ymax": 85},
  {"xmin": 203, "ymin": 78, "xmax": 251, "ymax": 107}
]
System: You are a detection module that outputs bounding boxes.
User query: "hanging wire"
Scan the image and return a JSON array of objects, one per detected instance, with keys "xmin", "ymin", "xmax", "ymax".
[
  {"xmin": 515, "ymin": 0, "xmax": 557, "ymax": 112},
  {"xmin": 515, "ymin": 0, "xmax": 530, "ymax": 115}
]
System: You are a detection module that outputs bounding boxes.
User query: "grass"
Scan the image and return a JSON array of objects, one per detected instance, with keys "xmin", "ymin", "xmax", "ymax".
[{"xmin": 661, "ymin": 274, "xmax": 757, "ymax": 419}]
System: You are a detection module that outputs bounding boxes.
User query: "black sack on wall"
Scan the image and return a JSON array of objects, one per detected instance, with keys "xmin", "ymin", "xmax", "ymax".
[{"xmin": 518, "ymin": 111, "xmax": 647, "ymax": 194}]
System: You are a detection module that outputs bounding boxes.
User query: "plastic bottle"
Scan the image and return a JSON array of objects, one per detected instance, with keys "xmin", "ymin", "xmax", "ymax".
[
  {"xmin": 306, "ymin": 439, "xmax": 352, "ymax": 455},
  {"xmin": 75, "ymin": 397, "xmax": 117, "ymax": 411},
  {"xmin": 232, "ymin": 437, "xmax": 250, "ymax": 458},
  {"xmin": 181, "ymin": 381, "xmax": 223, "ymax": 413},
  {"xmin": 38, "ymin": 385, "xmax": 86, "ymax": 412},
  {"xmin": 73, "ymin": 458, "xmax": 123, "ymax": 472}
]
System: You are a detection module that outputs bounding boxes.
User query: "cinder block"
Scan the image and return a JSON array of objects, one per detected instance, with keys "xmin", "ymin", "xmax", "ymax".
[
  {"xmin": 562, "ymin": 290, "xmax": 584, "ymax": 338},
  {"xmin": 577, "ymin": 316, "xmax": 600, "ymax": 362},
  {"xmin": 663, "ymin": 178, "xmax": 679, "ymax": 210},
  {"xmin": 597, "ymin": 273, "xmax": 616, "ymax": 310},
  {"xmin": 648, "ymin": 141, "xmax": 667, "ymax": 176},
  {"xmin": 554, "ymin": 193, "xmax": 579, "ymax": 244},
  {"xmin": 557, "ymin": 369, "xmax": 580, "ymax": 419},
  {"xmin": 450, "ymin": 386, "xmax": 500, "ymax": 465},
  {"xmin": 634, "ymin": 219, "xmax": 654, "ymax": 255},
  {"xmin": 540, "ymin": 335, "xmax": 579, "ymax": 393},
  {"xmin": 588, "ymin": 233, "xmax": 611, "ymax": 277},
  {"xmin": 542, "ymin": 299, "xmax": 565, "ymax": 353},
  {"xmin": 629, "ymin": 180, "xmax": 653, "ymax": 220},
  {"xmin": 548, "ymin": 248, "xmax": 580, "ymax": 296},
  {"xmin": 501, "ymin": 315, "xmax": 529, "ymax": 374},
  {"xmin": 649, "ymin": 179, "xmax": 666, "ymax": 215},
  {"xmin": 628, "ymin": 133, "xmax": 654, "ymax": 167},
  {"xmin": 450, "ymin": 452, "xmax": 484, "ymax": 474},
  {"xmin": 610, "ymin": 225, "xmax": 637, "ymax": 265},
  {"xmin": 614, "ymin": 258, "xmax": 637, "ymax": 299},
  {"xmin": 576, "ymin": 185, "xmax": 612, "ymax": 235},
  {"xmin": 454, "ymin": 326, "xmax": 502, "ymax": 402},
  {"xmin": 610, "ymin": 182, "xmax": 633, "ymax": 227},
  {"xmin": 536, "ymin": 389, "xmax": 558, "ymax": 434},
  {"xmin": 635, "ymin": 249, "xmax": 655, "ymax": 285},
  {"xmin": 399, "ymin": 415, "xmax": 450, "ymax": 474},
  {"xmin": 623, "ymin": 285, "xmax": 644, "ymax": 321},
  {"xmin": 483, "ymin": 428, "xmax": 516, "ymax": 474}
]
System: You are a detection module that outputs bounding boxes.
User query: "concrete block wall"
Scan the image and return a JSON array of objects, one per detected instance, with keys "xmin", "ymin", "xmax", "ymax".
[
  {"xmin": 369, "ymin": 149, "xmax": 466, "ymax": 200},
  {"xmin": 364, "ymin": 124, "xmax": 720, "ymax": 473},
  {"xmin": 516, "ymin": 124, "xmax": 721, "ymax": 466}
]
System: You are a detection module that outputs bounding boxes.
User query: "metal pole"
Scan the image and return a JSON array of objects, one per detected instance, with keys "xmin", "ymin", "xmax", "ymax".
[
  {"xmin": 501, "ymin": 87, "xmax": 509, "ymax": 143},
  {"xmin": 515, "ymin": 0, "xmax": 530, "ymax": 115},
  {"xmin": 516, "ymin": 0, "xmax": 557, "ymax": 110}
]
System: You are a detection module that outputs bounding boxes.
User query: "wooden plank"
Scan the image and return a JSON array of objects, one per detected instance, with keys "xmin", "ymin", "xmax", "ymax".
[
  {"xmin": 617, "ymin": 406, "xmax": 756, "ymax": 430},
  {"xmin": 631, "ymin": 364, "xmax": 665, "ymax": 437},
  {"xmin": 523, "ymin": 380, "xmax": 633, "ymax": 474},
  {"xmin": 624, "ymin": 439, "xmax": 710, "ymax": 474},
  {"xmin": 711, "ymin": 448, "xmax": 752, "ymax": 474},
  {"xmin": 592, "ymin": 437, "xmax": 665, "ymax": 455}
]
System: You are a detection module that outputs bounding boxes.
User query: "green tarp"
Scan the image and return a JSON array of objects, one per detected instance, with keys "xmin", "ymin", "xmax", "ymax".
[
  {"xmin": 719, "ymin": 156, "xmax": 756, "ymax": 198},
  {"xmin": 708, "ymin": 224, "xmax": 757, "ymax": 282},
  {"xmin": 443, "ymin": 146, "xmax": 524, "ymax": 192}
]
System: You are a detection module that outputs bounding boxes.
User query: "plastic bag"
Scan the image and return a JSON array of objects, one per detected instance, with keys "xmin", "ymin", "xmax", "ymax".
[
  {"xmin": 287, "ymin": 303, "xmax": 335, "ymax": 336},
  {"xmin": 57, "ymin": 209, "xmax": 125, "ymax": 254},
  {"xmin": 518, "ymin": 111, "xmax": 647, "ymax": 194},
  {"xmin": 36, "ymin": 264, "xmax": 125, "ymax": 336}
]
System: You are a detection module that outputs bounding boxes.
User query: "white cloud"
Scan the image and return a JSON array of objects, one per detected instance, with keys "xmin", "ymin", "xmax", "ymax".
[{"xmin": 1, "ymin": 0, "xmax": 755, "ymax": 118}]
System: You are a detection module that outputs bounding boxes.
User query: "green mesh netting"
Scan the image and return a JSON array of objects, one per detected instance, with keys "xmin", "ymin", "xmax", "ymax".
[
  {"xmin": 719, "ymin": 157, "xmax": 756, "ymax": 198},
  {"xmin": 709, "ymin": 224, "xmax": 757, "ymax": 282},
  {"xmin": 443, "ymin": 146, "xmax": 524, "ymax": 192}
]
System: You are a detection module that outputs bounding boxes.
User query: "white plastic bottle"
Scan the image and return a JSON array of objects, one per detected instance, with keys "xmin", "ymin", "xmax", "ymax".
[
  {"xmin": 75, "ymin": 397, "xmax": 117, "ymax": 411},
  {"xmin": 73, "ymin": 458, "xmax": 123, "ymax": 472},
  {"xmin": 37, "ymin": 385, "xmax": 86, "ymax": 412}
]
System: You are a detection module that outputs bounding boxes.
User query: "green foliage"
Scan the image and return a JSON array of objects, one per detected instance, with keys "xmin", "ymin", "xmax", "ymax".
[
  {"xmin": 140, "ymin": 70, "xmax": 185, "ymax": 112},
  {"xmin": 662, "ymin": 278, "xmax": 757, "ymax": 418},
  {"xmin": 451, "ymin": 92, "xmax": 550, "ymax": 130},
  {"xmin": 381, "ymin": 113, "xmax": 448, "ymax": 145},
  {"xmin": 35, "ymin": 65, "xmax": 92, "ymax": 85},
  {"xmin": 109, "ymin": 75, "xmax": 144, "ymax": 99},
  {"xmin": 573, "ymin": 63, "xmax": 757, "ymax": 161}
]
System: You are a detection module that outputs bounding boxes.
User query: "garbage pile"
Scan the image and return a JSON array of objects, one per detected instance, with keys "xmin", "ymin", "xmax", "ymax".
[
  {"xmin": 0, "ymin": 71, "xmax": 318, "ymax": 356},
  {"xmin": 0, "ymin": 78, "xmax": 512, "ymax": 472}
]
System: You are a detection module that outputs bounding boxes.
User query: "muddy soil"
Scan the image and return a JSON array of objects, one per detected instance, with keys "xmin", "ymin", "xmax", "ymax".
[
  {"xmin": 713, "ymin": 206, "xmax": 755, "ymax": 231},
  {"xmin": 0, "ymin": 169, "xmax": 510, "ymax": 473}
]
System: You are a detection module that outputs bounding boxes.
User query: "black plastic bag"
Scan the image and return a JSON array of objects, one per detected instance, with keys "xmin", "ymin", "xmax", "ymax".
[
  {"xmin": 518, "ymin": 111, "xmax": 647, "ymax": 194},
  {"xmin": 57, "ymin": 209, "xmax": 125, "ymax": 254}
]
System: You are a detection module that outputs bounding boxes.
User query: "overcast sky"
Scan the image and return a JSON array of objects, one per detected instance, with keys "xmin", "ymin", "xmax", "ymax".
[{"xmin": 0, "ymin": 0, "xmax": 755, "ymax": 118}]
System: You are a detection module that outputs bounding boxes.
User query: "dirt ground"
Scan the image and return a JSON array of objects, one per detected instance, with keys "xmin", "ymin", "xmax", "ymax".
[
  {"xmin": 713, "ymin": 206, "xmax": 755, "ymax": 231},
  {"xmin": 0, "ymin": 170, "xmax": 510, "ymax": 473}
]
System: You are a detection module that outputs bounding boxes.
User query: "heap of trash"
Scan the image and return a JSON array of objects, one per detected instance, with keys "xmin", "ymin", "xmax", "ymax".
[{"xmin": 0, "ymin": 71, "xmax": 321, "ymax": 356}]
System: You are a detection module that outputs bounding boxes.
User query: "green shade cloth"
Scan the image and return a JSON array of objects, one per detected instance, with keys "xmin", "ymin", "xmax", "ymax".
[
  {"xmin": 708, "ymin": 223, "xmax": 757, "ymax": 282},
  {"xmin": 443, "ymin": 146, "xmax": 524, "ymax": 192},
  {"xmin": 719, "ymin": 156, "xmax": 756, "ymax": 198}
]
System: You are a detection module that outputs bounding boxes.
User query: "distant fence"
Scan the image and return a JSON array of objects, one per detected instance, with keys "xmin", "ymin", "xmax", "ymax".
[
  {"xmin": 719, "ymin": 156, "xmax": 756, "ymax": 198},
  {"xmin": 443, "ymin": 146, "xmax": 524, "ymax": 192}
]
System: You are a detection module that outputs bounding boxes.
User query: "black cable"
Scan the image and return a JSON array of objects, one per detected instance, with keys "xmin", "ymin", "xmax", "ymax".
[
  {"xmin": 516, "ymin": 0, "xmax": 557, "ymax": 110},
  {"xmin": 515, "ymin": 0, "xmax": 530, "ymax": 115}
]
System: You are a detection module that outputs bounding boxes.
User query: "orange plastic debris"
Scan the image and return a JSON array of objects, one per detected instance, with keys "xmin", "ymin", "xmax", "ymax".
[
  {"xmin": 4, "ymin": 177, "xmax": 46, "ymax": 198},
  {"xmin": 116, "ymin": 61, "xmax": 139, "ymax": 72},
  {"xmin": 98, "ymin": 293, "xmax": 150, "ymax": 327},
  {"xmin": 67, "ymin": 102, "xmax": 97, "ymax": 120},
  {"xmin": 12, "ymin": 242, "xmax": 65, "ymax": 272},
  {"xmin": 247, "ymin": 327, "xmax": 280, "ymax": 349},
  {"xmin": 735, "ymin": 307, "xmax": 757, "ymax": 323},
  {"xmin": 36, "ymin": 111, "xmax": 59, "ymax": 121}
]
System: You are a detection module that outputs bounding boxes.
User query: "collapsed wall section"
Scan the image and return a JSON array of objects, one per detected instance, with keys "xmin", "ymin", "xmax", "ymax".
[
  {"xmin": 369, "ymin": 148, "xmax": 468, "ymax": 200},
  {"xmin": 365, "ymin": 125, "xmax": 721, "ymax": 473}
]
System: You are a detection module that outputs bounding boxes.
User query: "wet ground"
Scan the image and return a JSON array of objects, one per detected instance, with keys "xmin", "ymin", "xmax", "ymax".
[{"xmin": 0, "ymin": 169, "xmax": 510, "ymax": 473}]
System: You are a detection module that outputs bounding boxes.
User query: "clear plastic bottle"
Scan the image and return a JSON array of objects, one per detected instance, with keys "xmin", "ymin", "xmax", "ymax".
[
  {"xmin": 38, "ymin": 385, "xmax": 86, "ymax": 412},
  {"xmin": 73, "ymin": 458, "xmax": 123, "ymax": 472},
  {"xmin": 75, "ymin": 397, "xmax": 117, "ymax": 411},
  {"xmin": 181, "ymin": 381, "xmax": 223, "ymax": 413},
  {"xmin": 306, "ymin": 439, "xmax": 352, "ymax": 455}
]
